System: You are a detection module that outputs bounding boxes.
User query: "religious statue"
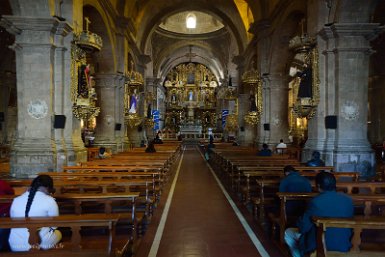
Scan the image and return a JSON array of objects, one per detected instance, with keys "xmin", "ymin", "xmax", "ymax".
[
  {"xmin": 78, "ymin": 64, "xmax": 91, "ymax": 98},
  {"xmin": 129, "ymin": 89, "xmax": 138, "ymax": 113},
  {"xmin": 249, "ymin": 91, "xmax": 257, "ymax": 112},
  {"xmin": 147, "ymin": 103, "xmax": 152, "ymax": 118},
  {"xmin": 297, "ymin": 65, "xmax": 312, "ymax": 98}
]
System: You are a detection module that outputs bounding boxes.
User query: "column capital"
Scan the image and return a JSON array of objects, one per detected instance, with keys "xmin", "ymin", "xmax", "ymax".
[
  {"xmin": 320, "ymin": 23, "xmax": 384, "ymax": 41},
  {"xmin": 319, "ymin": 23, "xmax": 384, "ymax": 55},
  {"xmin": 95, "ymin": 73, "xmax": 124, "ymax": 88},
  {"xmin": 0, "ymin": 15, "xmax": 62, "ymax": 35}
]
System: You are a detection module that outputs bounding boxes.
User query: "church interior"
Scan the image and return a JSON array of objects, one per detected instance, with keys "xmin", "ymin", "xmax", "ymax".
[{"xmin": 1, "ymin": 0, "xmax": 385, "ymax": 256}]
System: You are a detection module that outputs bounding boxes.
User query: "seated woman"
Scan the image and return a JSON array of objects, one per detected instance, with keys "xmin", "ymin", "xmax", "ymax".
[
  {"xmin": 8, "ymin": 175, "xmax": 62, "ymax": 252},
  {"xmin": 98, "ymin": 147, "xmax": 111, "ymax": 159},
  {"xmin": 154, "ymin": 131, "xmax": 163, "ymax": 144}
]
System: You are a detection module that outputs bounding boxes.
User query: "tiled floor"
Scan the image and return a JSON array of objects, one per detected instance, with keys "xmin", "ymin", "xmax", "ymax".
[{"xmin": 135, "ymin": 145, "xmax": 284, "ymax": 257}]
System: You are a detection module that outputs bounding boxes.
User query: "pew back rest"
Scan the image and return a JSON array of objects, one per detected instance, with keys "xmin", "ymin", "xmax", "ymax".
[
  {"xmin": 314, "ymin": 216, "xmax": 385, "ymax": 257},
  {"xmin": 0, "ymin": 213, "xmax": 120, "ymax": 257}
]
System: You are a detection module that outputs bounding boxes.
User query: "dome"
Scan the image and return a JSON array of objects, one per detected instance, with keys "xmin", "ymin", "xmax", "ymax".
[{"xmin": 159, "ymin": 11, "xmax": 225, "ymax": 34}]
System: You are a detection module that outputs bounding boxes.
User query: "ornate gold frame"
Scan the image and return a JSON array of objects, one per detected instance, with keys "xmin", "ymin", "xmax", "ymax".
[
  {"xmin": 292, "ymin": 47, "xmax": 320, "ymax": 119},
  {"xmin": 70, "ymin": 44, "xmax": 86, "ymax": 104}
]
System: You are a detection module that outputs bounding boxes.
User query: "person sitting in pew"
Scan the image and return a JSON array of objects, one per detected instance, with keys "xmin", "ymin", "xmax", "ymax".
[
  {"xmin": 276, "ymin": 139, "xmax": 287, "ymax": 154},
  {"xmin": 258, "ymin": 143, "xmax": 272, "ymax": 156},
  {"xmin": 98, "ymin": 147, "xmax": 111, "ymax": 159},
  {"xmin": 0, "ymin": 179, "xmax": 14, "ymax": 251},
  {"xmin": 145, "ymin": 140, "xmax": 157, "ymax": 153},
  {"xmin": 154, "ymin": 131, "xmax": 164, "ymax": 144},
  {"xmin": 279, "ymin": 165, "xmax": 312, "ymax": 218},
  {"xmin": 306, "ymin": 151, "xmax": 325, "ymax": 167},
  {"xmin": 284, "ymin": 172, "xmax": 353, "ymax": 257},
  {"xmin": 8, "ymin": 175, "xmax": 62, "ymax": 252}
]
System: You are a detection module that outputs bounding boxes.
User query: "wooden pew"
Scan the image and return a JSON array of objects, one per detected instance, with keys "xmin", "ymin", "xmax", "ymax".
[
  {"xmin": 8, "ymin": 178, "xmax": 154, "ymax": 194},
  {"xmin": 38, "ymin": 171, "xmax": 162, "ymax": 208},
  {"xmin": 272, "ymin": 192, "xmax": 385, "ymax": 247},
  {"xmin": 0, "ymin": 213, "xmax": 120, "ymax": 257},
  {"xmin": 314, "ymin": 216, "xmax": 385, "ymax": 257},
  {"xmin": 0, "ymin": 192, "xmax": 146, "ymax": 242}
]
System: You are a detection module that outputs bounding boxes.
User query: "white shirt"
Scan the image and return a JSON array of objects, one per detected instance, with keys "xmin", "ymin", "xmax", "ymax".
[
  {"xmin": 9, "ymin": 191, "xmax": 59, "ymax": 251},
  {"xmin": 276, "ymin": 142, "xmax": 287, "ymax": 154}
]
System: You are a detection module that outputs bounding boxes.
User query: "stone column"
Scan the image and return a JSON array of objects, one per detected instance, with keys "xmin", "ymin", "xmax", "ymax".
[
  {"xmin": 52, "ymin": 21, "xmax": 78, "ymax": 170},
  {"xmin": 319, "ymin": 23, "xmax": 381, "ymax": 175},
  {"xmin": 265, "ymin": 73, "xmax": 290, "ymax": 146},
  {"xmin": 0, "ymin": 16, "xmax": 65, "ymax": 177},
  {"xmin": 94, "ymin": 73, "xmax": 121, "ymax": 152},
  {"xmin": 115, "ymin": 79, "xmax": 125, "ymax": 153}
]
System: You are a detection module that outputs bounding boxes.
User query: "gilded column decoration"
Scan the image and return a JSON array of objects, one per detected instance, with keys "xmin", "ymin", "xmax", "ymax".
[
  {"xmin": 71, "ymin": 17, "xmax": 102, "ymax": 122},
  {"xmin": 242, "ymin": 68, "xmax": 263, "ymax": 126},
  {"xmin": 289, "ymin": 34, "xmax": 320, "ymax": 120},
  {"xmin": 124, "ymin": 69, "xmax": 144, "ymax": 128}
]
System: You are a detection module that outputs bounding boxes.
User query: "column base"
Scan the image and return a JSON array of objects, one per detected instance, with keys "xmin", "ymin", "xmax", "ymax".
[{"xmin": 10, "ymin": 139, "xmax": 55, "ymax": 178}]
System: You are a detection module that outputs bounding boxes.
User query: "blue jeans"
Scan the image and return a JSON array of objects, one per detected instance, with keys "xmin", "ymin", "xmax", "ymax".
[{"xmin": 284, "ymin": 228, "xmax": 302, "ymax": 257}]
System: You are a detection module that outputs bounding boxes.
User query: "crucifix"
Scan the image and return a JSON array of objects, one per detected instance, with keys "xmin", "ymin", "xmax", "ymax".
[{"xmin": 85, "ymin": 17, "xmax": 91, "ymax": 32}]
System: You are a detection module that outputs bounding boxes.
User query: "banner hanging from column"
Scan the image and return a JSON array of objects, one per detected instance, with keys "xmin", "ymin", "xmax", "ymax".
[
  {"xmin": 153, "ymin": 110, "xmax": 160, "ymax": 131},
  {"xmin": 222, "ymin": 109, "xmax": 229, "ymax": 129}
]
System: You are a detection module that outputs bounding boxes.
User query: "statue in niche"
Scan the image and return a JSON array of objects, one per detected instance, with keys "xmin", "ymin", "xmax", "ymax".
[
  {"xmin": 297, "ymin": 64, "xmax": 312, "ymax": 98},
  {"xmin": 187, "ymin": 73, "xmax": 195, "ymax": 84},
  {"xmin": 78, "ymin": 64, "xmax": 91, "ymax": 98},
  {"xmin": 129, "ymin": 89, "xmax": 138, "ymax": 113},
  {"xmin": 147, "ymin": 103, "xmax": 152, "ymax": 118},
  {"xmin": 188, "ymin": 91, "xmax": 194, "ymax": 101},
  {"xmin": 171, "ymin": 93, "xmax": 177, "ymax": 104},
  {"xmin": 249, "ymin": 90, "xmax": 257, "ymax": 112}
]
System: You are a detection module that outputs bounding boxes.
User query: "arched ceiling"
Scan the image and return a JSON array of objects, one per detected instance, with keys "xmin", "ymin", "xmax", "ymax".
[
  {"xmin": 117, "ymin": 1, "xmax": 286, "ymax": 85},
  {"xmin": 159, "ymin": 11, "xmax": 225, "ymax": 35}
]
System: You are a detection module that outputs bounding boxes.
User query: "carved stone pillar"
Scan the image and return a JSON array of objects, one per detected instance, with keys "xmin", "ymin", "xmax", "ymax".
[
  {"xmin": 317, "ymin": 23, "xmax": 382, "ymax": 176},
  {"xmin": 0, "ymin": 16, "xmax": 69, "ymax": 177},
  {"xmin": 265, "ymin": 73, "xmax": 290, "ymax": 145},
  {"xmin": 52, "ymin": 21, "xmax": 80, "ymax": 170},
  {"xmin": 94, "ymin": 73, "xmax": 122, "ymax": 152}
]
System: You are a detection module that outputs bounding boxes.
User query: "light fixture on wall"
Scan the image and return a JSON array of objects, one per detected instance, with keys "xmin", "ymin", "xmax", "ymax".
[{"xmin": 186, "ymin": 13, "xmax": 196, "ymax": 29}]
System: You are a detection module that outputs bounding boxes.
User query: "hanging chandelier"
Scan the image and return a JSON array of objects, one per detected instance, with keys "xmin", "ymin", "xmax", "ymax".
[{"xmin": 225, "ymin": 114, "xmax": 239, "ymax": 132}]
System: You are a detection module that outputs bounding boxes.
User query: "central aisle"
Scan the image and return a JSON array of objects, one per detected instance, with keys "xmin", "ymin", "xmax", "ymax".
[{"xmin": 136, "ymin": 145, "xmax": 282, "ymax": 257}]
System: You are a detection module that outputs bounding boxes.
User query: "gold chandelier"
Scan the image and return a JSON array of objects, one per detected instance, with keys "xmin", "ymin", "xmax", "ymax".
[
  {"xmin": 242, "ymin": 68, "xmax": 263, "ymax": 126},
  {"xmin": 225, "ymin": 114, "xmax": 239, "ymax": 132},
  {"xmin": 124, "ymin": 113, "xmax": 142, "ymax": 128},
  {"xmin": 72, "ymin": 105, "xmax": 100, "ymax": 120},
  {"xmin": 244, "ymin": 112, "xmax": 260, "ymax": 126}
]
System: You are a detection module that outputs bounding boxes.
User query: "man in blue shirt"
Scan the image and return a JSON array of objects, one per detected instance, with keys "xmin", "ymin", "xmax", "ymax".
[
  {"xmin": 306, "ymin": 151, "xmax": 325, "ymax": 167},
  {"xmin": 279, "ymin": 165, "xmax": 312, "ymax": 218},
  {"xmin": 258, "ymin": 143, "xmax": 272, "ymax": 156},
  {"xmin": 284, "ymin": 172, "xmax": 353, "ymax": 257}
]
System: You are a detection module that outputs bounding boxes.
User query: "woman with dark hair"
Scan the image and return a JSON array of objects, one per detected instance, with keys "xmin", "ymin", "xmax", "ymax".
[{"xmin": 8, "ymin": 175, "xmax": 62, "ymax": 252}]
